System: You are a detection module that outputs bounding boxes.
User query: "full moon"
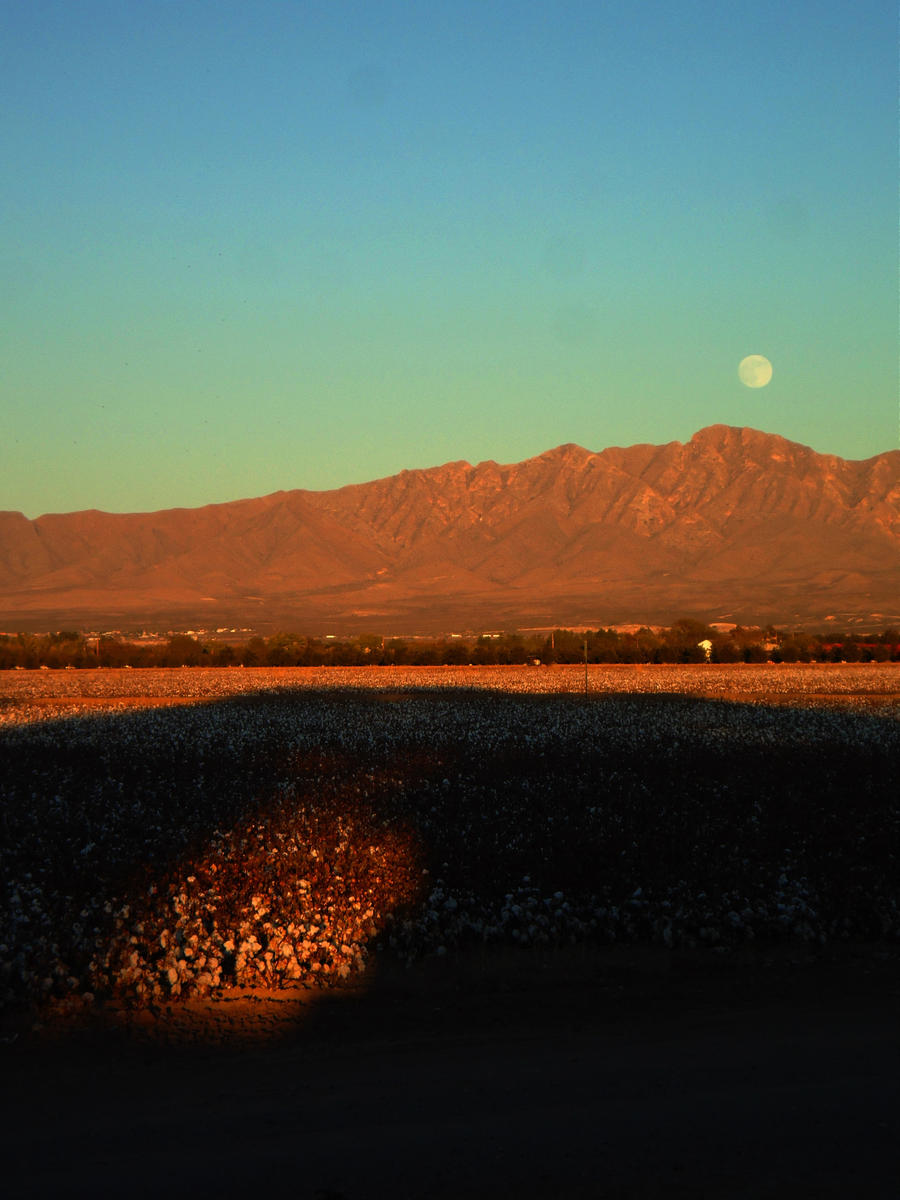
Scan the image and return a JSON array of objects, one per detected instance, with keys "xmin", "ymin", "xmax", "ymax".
[{"xmin": 738, "ymin": 354, "xmax": 773, "ymax": 388}]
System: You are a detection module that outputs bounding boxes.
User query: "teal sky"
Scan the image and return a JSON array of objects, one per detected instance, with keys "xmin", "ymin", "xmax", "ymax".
[{"xmin": 2, "ymin": 0, "xmax": 897, "ymax": 518}]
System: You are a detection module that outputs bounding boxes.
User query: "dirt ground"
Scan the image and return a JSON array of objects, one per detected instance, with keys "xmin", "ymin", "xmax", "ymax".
[{"xmin": 3, "ymin": 943, "xmax": 898, "ymax": 1199}]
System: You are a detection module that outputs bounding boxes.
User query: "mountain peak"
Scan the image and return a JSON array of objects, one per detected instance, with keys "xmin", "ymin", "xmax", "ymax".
[{"xmin": 1, "ymin": 427, "xmax": 897, "ymax": 632}]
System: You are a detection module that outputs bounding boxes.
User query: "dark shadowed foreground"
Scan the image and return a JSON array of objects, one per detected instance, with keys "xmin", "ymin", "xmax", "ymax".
[
  {"xmin": 3, "ymin": 943, "xmax": 898, "ymax": 1199},
  {"xmin": 2, "ymin": 668, "xmax": 897, "ymax": 1196}
]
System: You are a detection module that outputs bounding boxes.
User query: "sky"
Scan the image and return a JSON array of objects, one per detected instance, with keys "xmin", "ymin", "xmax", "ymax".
[{"xmin": 2, "ymin": 0, "xmax": 897, "ymax": 518}]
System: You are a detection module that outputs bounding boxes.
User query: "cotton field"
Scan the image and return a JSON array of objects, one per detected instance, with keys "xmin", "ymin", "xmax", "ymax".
[{"xmin": 1, "ymin": 665, "xmax": 897, "ymax": 1019}]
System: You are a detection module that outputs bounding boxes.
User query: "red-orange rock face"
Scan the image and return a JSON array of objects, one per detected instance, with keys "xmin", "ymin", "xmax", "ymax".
[{"xmin": 1, "ymin": 426, "xmax": 898, "ymax": 631}]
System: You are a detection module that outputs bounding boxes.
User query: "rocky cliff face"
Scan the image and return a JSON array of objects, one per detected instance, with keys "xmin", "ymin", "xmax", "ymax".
[{"xmin": 1, "ymin": 425, "xmax": 898, "ymax": 631}]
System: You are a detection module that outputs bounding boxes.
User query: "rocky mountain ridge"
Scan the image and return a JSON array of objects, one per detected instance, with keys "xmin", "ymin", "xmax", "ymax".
[{"xmin": 1, "ymin": 425, "xmax": 897, "ymax": 632}]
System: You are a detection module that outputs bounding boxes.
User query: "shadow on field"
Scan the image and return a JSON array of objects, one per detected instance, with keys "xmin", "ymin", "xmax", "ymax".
[{"xmin": 2, "ymin": 686, "xmax": 899, "ymax": 1196}]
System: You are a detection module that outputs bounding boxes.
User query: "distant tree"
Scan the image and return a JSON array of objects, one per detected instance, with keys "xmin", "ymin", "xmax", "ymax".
[
  {"xmin": 633, "ymin": 627, "xmax": 662, "ymax": 661},
  {"xmin": 840, "ymin": 640, "xmax": 862, "ymax": 663},
  {"xmin": 241, "ymin": 637, "xmax": 268, "ymax": 667},
  {"xmin": 442, "ymin": 641, "xmax": 469, "ymax": 665},
  {"xmin": 0, "ymin": 636, "xmax": 17, "ymax": 670},
  {"xmin": 742, "ymin": 643, "xmax": 768, "ymax": 663},
  {"xmin": 41, "ymin": 631, "xmax": 88, "ymax": 669},
  {"xmin": 672, "ymin": 617, "xmax": 713, "ymax": 641},
  {"xmin": 14, "ymin": 634, "xmax": 41, "ymax": 669},
  {"xmin": 548, "ymin": 629, "xmax": 584, "ymax": 663},
  {"xmin": 98, "ymin": 636, "xmax": 130, "ymax": 668},
  {"xmin": 266, "ymin": 632, "xmax": 308, "ymax": 666},
  {"xmin": 711, "ymin": 638, "xmax": 741, "ymax": 663},
  {"xmin": 209, "ymin": 641, "xmax": 237, "ymax": 667},
  {"xmin": 780, "ymin": 632, "xmax": 814, "ymax": 663},
  {"xmin": 383, "ymin": 639, "xmax": 409, "ymax": 665},
  {"xmin": 326, "ymin": 639, "xmax": 367, "ymax": 666},
  {"xmin": 163, "ymin": 635, "xmax": 204, "ymax": 667},
  {"xmin": 588, "ymin": 629, "xmax": 621, "ymax": 662},
  {"xmin": 356, "ymin": 632, "xmax": 383, "ymax": 653},
  {"xmin": 300, "ymin": 638, "xmax": 327, "ymax": 666},
  {"xmin": 473, "ymin": 638, "xmax": 499, "ymax": 665},
  {"xmin": 665, "ymin": 618, "xmax": 712, "ymax": 662},
  {"xmin": 496, "ymin": 634, "xmax": 527, "ymax": 665},
  {"xmin": 860, "ymin": 642, "xmax": 889, "ymax": 663}
]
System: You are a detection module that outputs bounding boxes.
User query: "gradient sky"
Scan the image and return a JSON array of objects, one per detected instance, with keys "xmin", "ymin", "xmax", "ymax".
[{"xmin": 2, "ymin": 0, "xmax": 896, "ymax": 518}]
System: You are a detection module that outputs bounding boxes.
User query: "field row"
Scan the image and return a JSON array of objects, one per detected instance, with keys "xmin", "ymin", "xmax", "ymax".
[{"xmin": 1, "ymin": 662, "xmax": 898, "ymax": 726}]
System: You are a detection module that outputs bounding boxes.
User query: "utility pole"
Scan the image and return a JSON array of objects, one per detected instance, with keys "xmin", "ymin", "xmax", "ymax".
[{"xmin": 583, "ymin": 637, "xmax": 589, "ymax": 695}]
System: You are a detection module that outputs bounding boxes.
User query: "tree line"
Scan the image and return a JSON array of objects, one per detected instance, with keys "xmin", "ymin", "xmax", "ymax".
[{"xmin": 1, "ymin": 621, "xmax": 898, "ymax": 670}]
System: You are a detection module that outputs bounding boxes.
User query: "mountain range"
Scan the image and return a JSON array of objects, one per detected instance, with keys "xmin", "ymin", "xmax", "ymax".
[{"xmin": 1, "ymin": 425, "xmax": 898, "ymax": 633}]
